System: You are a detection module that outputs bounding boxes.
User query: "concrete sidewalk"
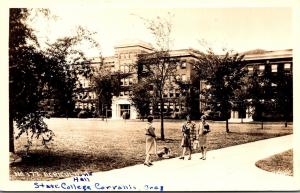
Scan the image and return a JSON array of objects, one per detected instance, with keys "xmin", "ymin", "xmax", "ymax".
[
  {"xmin": 87, "ymin": 134, "xmax": 299, "ymax": 191},
  {"xmin": 6, "ymin": 135, "xmax": 299, "ymax": 191}
]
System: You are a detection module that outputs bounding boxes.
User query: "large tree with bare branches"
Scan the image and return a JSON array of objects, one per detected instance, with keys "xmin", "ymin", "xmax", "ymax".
[{"xmin": 135, "ymin": 15, "xmax": 179, "ymax": 140}]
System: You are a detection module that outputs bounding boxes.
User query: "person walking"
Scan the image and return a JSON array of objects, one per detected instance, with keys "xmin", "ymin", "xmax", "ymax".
[
  {"xmin": 179, "ymin": 115, "xmax": 196, "ymax": 160},
  {"xmin": 198, "ymin": 115, "xmax": 210, "ymax": 160},
  {"xmin": 144, "ymin": 116, "xmax": 157, "ymax": 166}
]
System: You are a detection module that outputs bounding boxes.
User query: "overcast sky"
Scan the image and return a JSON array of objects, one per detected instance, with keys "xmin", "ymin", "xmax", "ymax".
[{"xmin": 31, "ymin": 6, "xmax": 292, "ymax": 57}]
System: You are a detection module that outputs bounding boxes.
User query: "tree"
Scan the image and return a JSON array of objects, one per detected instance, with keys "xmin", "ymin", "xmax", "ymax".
[
  {"xmin": 232, "ymin": 75, "xmax": 250, "ymax": 123},
  {"xmin": 42, "ymin": 26, "xmax": 99, "ymax": 117},
  {"xmin": 272, "ymin": 67, "xmax": 293, "ymax": 127},
  {"xmin": 9, "ymin": 8, "xmax": 50, "ymax": 153},
  {"xmin": 9, "ymin": 8, "xmax": 99, "ymax": 153},
  {"xmin": 130, "ymin": 80, "xmax": 152, "ymax": 120},
  {"xmin": 91, "ymin": 65, "xmax": 129, "ymax": 118},
  {"xmin": 193, "ymin": 48, "xmax": 246, "ymax": 132},
  {"xmin": 135, "ymin": 14, "xmax": 178, "ymax": 140},
  {"xmin": 246, "ymin": 69, "xmax": 269, "ymax": 129}
]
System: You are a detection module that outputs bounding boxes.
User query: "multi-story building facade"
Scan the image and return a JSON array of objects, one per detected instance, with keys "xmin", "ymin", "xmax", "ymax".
[
  {"xmin": 73, "ymin": 40, "xmax": 292, "ymax": 121},
  {"xmin": 229, "ymin": 49, "xmax": 293, "ymax": 122},
  {"xmin": 75, "ymin": 40, "xmax": 200, "ymax": 119}
]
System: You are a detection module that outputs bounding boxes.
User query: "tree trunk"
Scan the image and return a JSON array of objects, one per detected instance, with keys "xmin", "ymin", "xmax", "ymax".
[
  {"xmin": 160, "ymin": 95, "xmax": 165, "ymax": 140},
  {"xmin": 9, "ymin": 115, "xmax": 15, "ymax": 153},
  {"xmin": 284, "ymin": 104, "xmax": 288, "ymax": 127},
  {"xmin": 226, "ymin": 119, "xmax": 229, "ymax": 133}
]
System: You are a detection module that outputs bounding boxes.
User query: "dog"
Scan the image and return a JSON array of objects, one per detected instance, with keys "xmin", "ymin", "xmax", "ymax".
[{"xmin": 157, "ymin": 147, "xmax": 174, "ymax": 159}]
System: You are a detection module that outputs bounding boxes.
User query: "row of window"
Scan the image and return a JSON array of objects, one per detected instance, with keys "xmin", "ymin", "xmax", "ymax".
[
  {"xmin": 121, "ymin": 78, "xmax": 134, "ymax": 86},
  {"xmin": 75, "ymin": 102, "xmax": 96, "ymax": 110},
  {"xmin": 104, "ymin": 61, "xmax": 115, "ymax": 67},
  {"xmin": 118, "ymin": 53, "xmax": 138, "ymax": 59},
  {"xmin": 162, "ymin": 90, "xmax": 187, "ymax": 98},
  {"xmin": 164, "ymin": 74, "xmax": 188, "ymax": 83},
  {"xmin": 119, "ymin": 90, "xmax": 133, "ymax": 96},
  {"xmin": 247, "ymin": 63, "xmax": 291, "ymax": 74},
  {"xmin": 177, "ymin": 62, "xmax": 187, "ymax": 69},
  {"xmin": 151, "ymin": 103, "xmax": 186, "ymax": 112},
  {"xmin": 176, "ymin": 74, "xmax": 187, "ymax": 81},
  {"xmin": 75, "ymin": 92, "xmax": 97, "ymax": 100},
  {"xmin": 120, "ymin": 65, "xmax": 133, "ymax": 73},
  {"xmin": 119, "ymin": 89, "xmax": 188, "ymax": 98}
]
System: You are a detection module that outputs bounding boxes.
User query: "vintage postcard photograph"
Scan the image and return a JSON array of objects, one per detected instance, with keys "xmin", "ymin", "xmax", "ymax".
[{"xmin": 1, "ymin": 0, "xmax": 300, "ymax": 191}]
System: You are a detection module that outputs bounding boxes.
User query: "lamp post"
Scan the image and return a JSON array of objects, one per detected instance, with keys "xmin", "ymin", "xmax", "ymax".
[
  {"xmin": 284, "ymin": 98, "xmax": 288, "ymax": 127},
  {"xmin": 66, "ymin": 100, "xmax": 70, "ymax": 120},
  {"xmin": 260, "ymin": 99, "xmax": 265, "ymax": 129}
]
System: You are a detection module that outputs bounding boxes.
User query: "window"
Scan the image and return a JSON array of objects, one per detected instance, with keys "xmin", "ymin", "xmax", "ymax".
[
  {"xmin": 247, "ymin": 66, "xmax": 254, "ymax": 74},
  {"xmin": 175, "ymin": 105, "xmax": 180, "ymax": 112},
  {"xmin": 129, "ymin": 78, "xmax": 133, "ymax": 85},
  {"xmin": 259, "ymin": 65, "xmax": 265, "ymax": 72},
  {"xmin": 170, "ymin": 103, "xmax": 174, "ymax": 109},
  {"xmin": 170, "ymin": 76, "xmax": 174, "ymax": 82},
  {"xmin": 258, "ymin": 65, "xmax": 265, "ymax": 76},
  {"xmin": 124, "ymin": 78, "xmax": 128, "ymax": 86},
  {"xmin": 120, "ymin": 66, "xmax": 124, "ymax": 72},
  {"xmin": 271, "ymin": 83, "xmax": 277, "ymax": 87},
  {"xmin": 271, "ymin": 64, "xmax": 278, "ymax": 73},
  {"xmin": 175, "ymin": 89, "xmax": 180, "ymax": 97},
  {"xmin": 163, "ymin": 90, "xmax": 168, "ymax": 98},
  {"xmin": 181, "ymin": 63, "xmax": 187, "ymax": 69},
  {"xmin": 128, "ymin": 65, "xmax": 132, "ymax": 72},
  {"xmin": 284, "ymin": 63, "xmax": 291, "ymax": 70},
  {"xmin": 182, "ymin": 74, "xmax": 187, "ymax": 81},
  {"xmin": 125, "ymin": 66, "xmax": 129, "ymax": 73},
  {"xmin": 169, "ymin": 90, "xmax": 174, "ymax": 97}
]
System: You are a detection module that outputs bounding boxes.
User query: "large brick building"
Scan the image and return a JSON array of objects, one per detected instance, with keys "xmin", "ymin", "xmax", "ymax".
[
  {"xmin": 75, "ymin": 41, "xmax": 200, "ymax": 119},
  {"xmin": 73, "ymin": 41, "xmax": 292, "ymax": 121}
]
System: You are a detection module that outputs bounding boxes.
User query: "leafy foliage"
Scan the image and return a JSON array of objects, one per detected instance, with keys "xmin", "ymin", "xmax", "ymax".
[
  {"xmin": 9, "ymin": 8, "xmax": 100, "ymax": 152},
  {"xmin": 193, "ymin": 48, "xmax": 246, "ymax": 132},
  {"xmin": 246, "ymin": 63, "xmax": 293, "ymax": 123},
  {"xmin": 129, "ymin": 80, "xmax": 152, "ymax": 119},
  {"xmin": 91, "ymin": 65, "xmax": 127, "ymax": 117}
]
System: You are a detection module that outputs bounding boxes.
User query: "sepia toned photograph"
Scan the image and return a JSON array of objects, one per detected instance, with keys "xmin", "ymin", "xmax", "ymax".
[{"xmin": 1, "ymin": 0, "xmax": 300, "ymax": 191}]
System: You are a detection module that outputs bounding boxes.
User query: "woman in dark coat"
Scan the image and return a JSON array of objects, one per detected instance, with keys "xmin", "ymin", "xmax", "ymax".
[{"xmin": 179, "ymin": 115, "xmax": 196, "ymax": 160}]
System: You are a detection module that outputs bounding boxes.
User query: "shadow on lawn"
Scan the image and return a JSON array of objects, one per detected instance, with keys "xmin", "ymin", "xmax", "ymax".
[
  {"xmin": 11, "ymin": 151, "xmax": 121, "ymax": 169},
  {"xmin": 157, "ymin": 138, "xmax": 180, "ymax": 143},
  {"xmin": 228, "ymin": 131, "xmax": 291, "ymax": 137},
  {"xmin": 10, "ymin": 150, "xmax": 143, "ymax": 181}
]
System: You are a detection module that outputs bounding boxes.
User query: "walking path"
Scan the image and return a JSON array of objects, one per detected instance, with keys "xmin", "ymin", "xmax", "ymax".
[{"xmin": 5, "ymin": 135, "xmax": 299, "ymax": 191}]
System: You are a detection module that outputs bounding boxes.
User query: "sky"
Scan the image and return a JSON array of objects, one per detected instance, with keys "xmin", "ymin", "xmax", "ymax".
[{"xmin": 29, "ymin": 5, "xmax": 293, "ymax": 57}]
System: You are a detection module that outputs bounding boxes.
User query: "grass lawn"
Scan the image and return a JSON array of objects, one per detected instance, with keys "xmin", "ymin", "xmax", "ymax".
[
  {"xmin": 10, "ymin": 118, "xmax": 293, "ymax": 181},
  {"xmin": 255, "ymin": 149, "xmax": 293, "ymax": 176}
]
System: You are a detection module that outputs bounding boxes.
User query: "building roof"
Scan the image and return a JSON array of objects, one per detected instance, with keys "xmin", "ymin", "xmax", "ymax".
[
  {"xmin": 169, "ymin": 49, "xmax": 200, "ymax": 58},
  {"xmin": 244, "ymin": 49, "xmax": 292, "ymax": 61},
  {"xmin": 114, "ymin": 40, "xmax": 154, "ymax": 51}
]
